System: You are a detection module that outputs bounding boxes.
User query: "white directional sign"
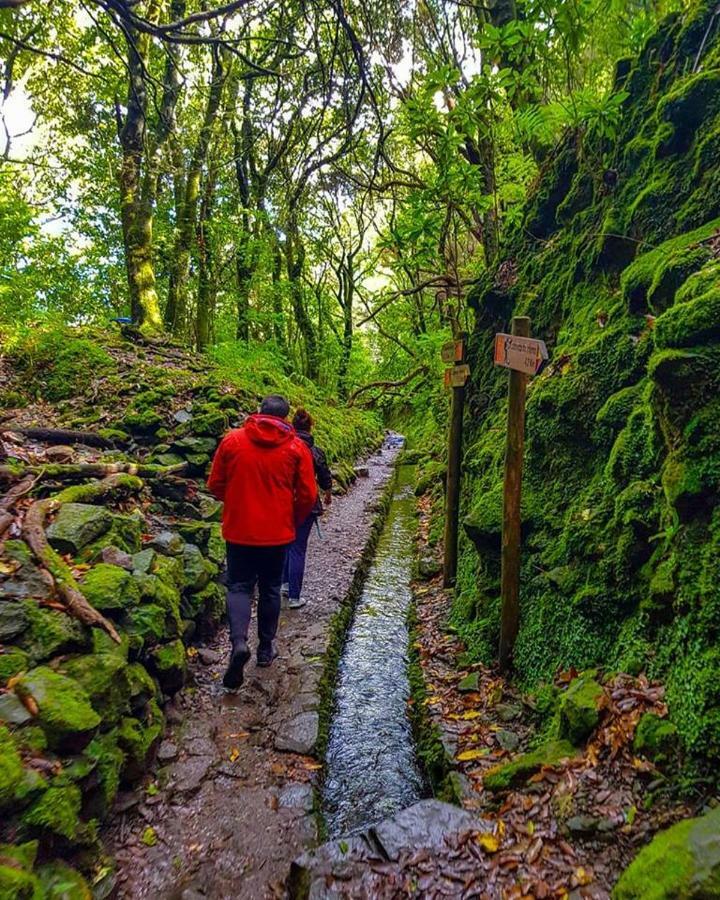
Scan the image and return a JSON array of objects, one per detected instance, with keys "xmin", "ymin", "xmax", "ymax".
[{"xmin": 493, "ymin": 333, "xmax": 548, "ymax": 376}]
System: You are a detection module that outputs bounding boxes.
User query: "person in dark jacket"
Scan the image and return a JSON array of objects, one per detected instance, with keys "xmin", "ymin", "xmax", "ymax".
[
  {"xmin": 282, "ymin": 408, "xmax": 333, "ymax": 609},
  {"xmin": 208, "ymin": 395, "xmax": 317, "ymax": 690}
]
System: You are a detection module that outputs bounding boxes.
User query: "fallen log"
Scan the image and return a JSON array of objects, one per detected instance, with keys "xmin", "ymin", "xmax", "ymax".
[
  {"xmin": 0, "ymin": 461, "xmax": 188, "ymax": 482},
  {"xmin": 2, "ymin": 427, "xmax": 128, "ymax": 448},
  {"xmin": 0, "ymin": 474, "xmax": 36, "ymax": 537},
  {"xmin": 21, "ymin": 473, "xmax": 144, "ymax": 644}
]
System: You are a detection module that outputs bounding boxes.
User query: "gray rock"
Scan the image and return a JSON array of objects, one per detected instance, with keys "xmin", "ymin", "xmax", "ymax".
[
  {"xmin": 566, "ymin": 814, "xmax": 616, "ymax": 835},
  {"xmin": 495, "ymin": 702, "xmax": 523, "ymax": 722},
  {"xmin": 0, "ymin": 692, "xmax": 32, "ymax": 725},
  {"xmin": 171, "ymin": 755, "xmax": 214, "ymax": 794},
  {"xmin": 197, "ymin": 647, "xmax": 221, "ymax": 666},
  {"xmin": 275, "ymin": 712, "xmax": 319, "ymax": 755},
  {"xmin": 182, "ymin": 543, "xmax": 211, "ymax": 592},
  {"xmin": 157, "ymin": 740, "xmax": 178, "ymax": 762},
  {"xmin": 496, "ymin": 729, "xmax": 520, "ymax": 752},
  {"xmin": 1, "ymin": 566, "xmax": 53, "ymax": 601},
  {"xmin": 197, "ymin": 495, "xmax": 223, "ymax": 522},
  {"xmin": 0, "ymin": 601, "xmax": 30, "ymax": 640},
  {"xmin": 100, "ymin": 546, "xmax": 134, "ymax": 570},
  {"xmin": 354, "ymin": 466, "xmax": 370, "ymax": 478},
  {"xmin": 278, "ymin": 783, "xmax": 314, "ymax": 812},
  {"xmin": 46, "ymin": 503, "xmax": 112, "ymax": 555},
  {"xmin": 289, "ymin": 800, "xmax": 490, "ymax": 896},
  {"xmin": 372, "ymin": 800, "xmax": 484, "ymax": 861},
  {"xmin": 186, "ymin": 736, "xmax": 216, "ymax": 757},
  {"xmin": 172, "ymin": 436, "xmax": 217, "ymax": 455},
  {"xmin": 132, "ymin": 548, "xmax": 158, "ymax": 575},
  {"xmin": 173, "ymin": 409, "xmax": 193, "ymax": 425},
  {"xmin": 148, "ymin": 531, "xmax": 184, "ymax": 556}
]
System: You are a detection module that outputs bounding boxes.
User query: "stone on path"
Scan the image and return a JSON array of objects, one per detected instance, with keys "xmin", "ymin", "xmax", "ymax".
[
  {"xmin": 288, "ymin": 800, "xmax": 490, "ymax": 898},
  {"xmin": 458, "ymin": 672, "xmax": 480, "ymax": 693},
  {"xmin": 278, "ymin": 783, "xmax": 314, "ymax": 812},
  {"xmin": 170, "ymin": 756, "xmax": 214, "ymax": 795},
  {"xmin": 274, "ymin": 712, "xmax": 319, "ymax": 755},
  {"xmin": 157, "ymin": 740, "xmax": 178, "ymax": 763}
]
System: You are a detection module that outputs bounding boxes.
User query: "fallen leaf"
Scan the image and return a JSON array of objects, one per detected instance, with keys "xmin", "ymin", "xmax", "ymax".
[
  {"xmin": 229, "ymin": 748, "xmax": 240, "ymax": 762},
  {"xmin": 457, "ymin": 749, "xmax": 489, "ymax": 762},
  {"xmin": 476, "ymin": 832, "xmax": 500, "ymax": 853}
]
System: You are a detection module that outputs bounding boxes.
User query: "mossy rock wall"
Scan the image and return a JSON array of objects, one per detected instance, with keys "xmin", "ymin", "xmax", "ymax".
[{"xmin": 456, "ymin": 2, "xmax": 720, "ymax": 774}]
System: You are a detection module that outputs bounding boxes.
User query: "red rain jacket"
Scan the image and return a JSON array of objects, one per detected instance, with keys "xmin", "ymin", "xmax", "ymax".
[{"xmin": 207, "ymin": 415, "xmax": 318, "ymax": 546}]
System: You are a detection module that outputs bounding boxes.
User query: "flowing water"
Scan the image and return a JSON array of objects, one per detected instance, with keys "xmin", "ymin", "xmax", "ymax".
[{"xmin": 323, "ymin": 463, "xmax": 425, "ymax": 837}]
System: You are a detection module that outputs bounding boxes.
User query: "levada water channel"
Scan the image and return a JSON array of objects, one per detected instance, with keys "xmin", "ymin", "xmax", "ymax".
[{"xmin": 322, "ymin": 461, "xmax": 426, "ymax": 837}]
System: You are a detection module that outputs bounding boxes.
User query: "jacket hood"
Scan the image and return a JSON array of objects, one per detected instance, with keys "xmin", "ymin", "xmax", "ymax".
[
  {"xmin": 296, "ymin": 430, "xmax": 315, "ymax": 448},
  {"xmin": 244, "ymin": 414, "xmax": 294, "ymax": 448}
]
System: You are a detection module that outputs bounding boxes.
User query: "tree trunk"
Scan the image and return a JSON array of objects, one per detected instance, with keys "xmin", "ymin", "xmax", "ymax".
[
  {"xmin": 285, "ymin": 217, "xmax": 319, "ymax": 380},
  {"xmin": 338, "ymin": 262, "xmax": 354, "ymax": 398},
  {"xmin": 196, "ymin": 167, "xmax": 218, "ymax": 351},
  {"xmin": 165, "ymin": 49, "xmax": 227, "ymax": 335}
]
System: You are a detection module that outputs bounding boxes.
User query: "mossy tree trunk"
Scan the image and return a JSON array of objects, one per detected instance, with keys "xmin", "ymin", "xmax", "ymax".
[
  {"xmin": 118, "ymin": 0, "xmax": 184, "ymax": 332},
  {"xmin": 285, "ymin": 214, "xmax": 319, "ymax": 380},
  {"xmin": 195, "ymin": 164, "xmax": 218, "ymax": 351},
  {"xmin": 165, "ymin": 48, "xmax": 228, "ymax": 336}
]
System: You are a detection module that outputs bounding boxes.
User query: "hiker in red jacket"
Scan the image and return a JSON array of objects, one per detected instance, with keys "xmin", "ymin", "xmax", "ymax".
[{"xmin": 208, "ymin": 395, "xmax": 317, "ymax": 690}]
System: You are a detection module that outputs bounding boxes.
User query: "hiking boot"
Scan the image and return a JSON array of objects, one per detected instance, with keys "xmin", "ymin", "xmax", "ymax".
[
  {"xmin": 287, "ymin": 596, "xmax": 307, "ymax": 609},
  {"xmin": 257, "ymin": 643, "xmax": 278, "ymax": 668},
  {"xmin": 222, "ymin": 639, "xmax": 250, "ymax": 691}
]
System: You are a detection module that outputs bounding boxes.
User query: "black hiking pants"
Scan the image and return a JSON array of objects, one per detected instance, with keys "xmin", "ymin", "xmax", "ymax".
[{"xmin": 225, "ymin": 542, "xmax": 288, "ymax": 652}]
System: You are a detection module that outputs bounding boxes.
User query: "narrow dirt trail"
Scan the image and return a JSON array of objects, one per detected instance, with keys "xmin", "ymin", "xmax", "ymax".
[{"xmin": 105, "ymin": 439, "xmax": 400, "ymax": 900}]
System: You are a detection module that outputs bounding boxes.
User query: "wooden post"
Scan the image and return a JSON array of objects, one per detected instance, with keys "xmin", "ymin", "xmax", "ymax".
[
  {"xmin": 443, "ymin": 335, "xmax": 467, "ymax": 588},
  {"xmin": 498, "ymin": 316, "xmax": 530, "ymax": 671}
]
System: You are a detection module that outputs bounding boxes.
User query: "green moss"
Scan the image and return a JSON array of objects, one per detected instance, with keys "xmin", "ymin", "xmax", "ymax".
[
  {"xmin": 36, "ymin": 861, "xmax": 92, "ymax": 899},
  {"xmin": 189, "ymin": 405, "xmax": 228, "ymax": 437},
  {"xmin": 79, "ymin": 563, "xmax": 140, "ymax": 612},
  {"xmin": 557, "ymin": 674, "xmax": 603, "ymax": 744},
  {"xmin": 117, "ymin": 700, "xmax": 163, "ymax": 779},
  {"xmin": 0, "ymin": 725, "xmax": 24, "ymax": 807},
  {"xmin": 60, "ymin": 653, "xmax": 132, "ymax": 725},
  {"xmin": 0, "ymin": 845, "xmax": 41, "ymax": 900},
  {"xmin": 22, "ymin": 785, "xmax": 82, "ymax": 840},
  {"xmin": 83, "ymin": 731, "xmax": 125, "ymax": 818},
  {"xmin": 149, "ymin": 639, "xmax": 187, "ymax": 694},
  {"xmin": 613, "ymin": 806, "xmax": 720, "ymax": 899},
  {"xmin": 0, "ymin": 649, "xmax": 29, "ymax": 683},
  {"xmin": 19, "ymin": 601, "xmax": 89, "ymax": 665},
  {"xmin": 634, "ymin": 712, "xmax": 679, "ymax": 764},
  {"xmin": 122, "ymin": 408, "xmax": 164, "ymax": 436},
  {"xmin": 14, "ymin": 668, "xmax": 100, "ymax": 751},
  {"xmin": 482, "ymin": 740, "xmax": 578, "ymax": 791}
]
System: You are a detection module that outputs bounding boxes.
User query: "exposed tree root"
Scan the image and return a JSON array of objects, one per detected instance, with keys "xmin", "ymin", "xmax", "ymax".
[
  {"xmin": 0, "ymin": 461, "xmax": 188, "ymax": 482},
  {"xmin": 2, "ymin": 427, "xmax": 127, "ymax": 448},
  {"xmin": 20, "ymin": 473, "xmax": 147, "ymax": 644}
]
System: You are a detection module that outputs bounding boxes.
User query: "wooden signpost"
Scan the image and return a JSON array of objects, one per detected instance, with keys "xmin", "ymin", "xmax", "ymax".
[
  {"xmin": 442, "ymin": 334, "xmax": 468, "ymax": 588},
  {"xmin": 495, "ymin": 317, "xmax": 547, "ymax": 672}
]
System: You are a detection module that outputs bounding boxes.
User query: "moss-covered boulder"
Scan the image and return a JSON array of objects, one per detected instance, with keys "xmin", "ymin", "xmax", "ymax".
[
  {"xmin": 60, "ymin": 653, "xmax": 132, "ymax": 725},
  {"xmin": 633, "ymin": 712, "xmax": 679, "ymax": 765},
  {"xmin": 77, "ymin": 511, "xmax": 143, "ymax": 561},
  {"xmin": 0, "ymin": 649, "xmax": 29, "ymax": 683},
  {"xmin": 149, "ymin": 639, "xmax": 186, "ymax": 694},
  {"xmin": 181, "ymin": 580, "xmax": 224, "ymax": 626},
  {"xmin": 82, "ymin": 731, "xmax": 125, "ymax": 819},
  {"xmin": 1, "ymin": 541, "xmax": 52, "ymax": 602},
  {"xmin": 22, "ymin": 785, "xmax": 82, "ymax": 841},
  {"xmin": 18, "ymin": 602, "xmax": 89, "ymax": 666},
  {"xmin": 37, "ymin": 861, "xmax": 92, "ymax": 899},
  {"xmin": 0, "ymin": 725, "xmax": 24, "ymax": 808},
  {"xmin": 79, "ymin": 563, "xmax": 140, "ymax": 612},
  {"xmin": 613, "ymin": 806, "xmax": 720, "ymax": 899},
  {"xmin": 189, "ymin": 406, "xmax": 227, "ymax": 437},
  {"xmin": 117, "ymin": 700, "xmax": 163, "ymax": 780},
  {"xmin": 483, "ymin": 740, "xmax": 578, "ymax": 792},
  {"xmin": 45, "ymin": 503, "xmax": 112, "ymax": 556},
  {"xmin": 14, "ymin": 668, "xmax": 100, "ymax": 752},
  {"xmin": 0, "ymin": 842, "xmax": 41, "ymax": 900},
  {"xmin": 557, "ymin": 674, "xmax": 604, "ymax": 745},
  {"xmin": 122, "ymin": 408, "xmax": 164, "ymax": 437},
  {"xmin": 181, "ymin": 543, "xmax": 212, "ymax": 593}
]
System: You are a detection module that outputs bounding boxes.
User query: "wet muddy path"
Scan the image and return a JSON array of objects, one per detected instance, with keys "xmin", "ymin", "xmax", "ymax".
[{"xmin": 105, "ymin": 439, "xmax": 401, "ymax": 900}]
